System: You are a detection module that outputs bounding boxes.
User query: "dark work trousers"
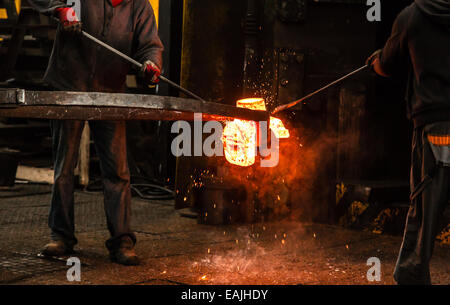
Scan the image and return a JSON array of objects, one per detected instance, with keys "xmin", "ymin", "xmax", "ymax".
[
  {"xmin": 49, "ymin": 120, "xmax": 136, "ymax": 251},
  {"xmin": 394, "ymin": 121, "xmax": 450, "ymax": 285}
]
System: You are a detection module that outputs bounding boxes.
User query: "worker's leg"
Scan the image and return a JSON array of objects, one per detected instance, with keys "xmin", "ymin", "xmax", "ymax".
[
  {"xmin": 394, "ymin": 122, "xmax": 450, "ymax": 284},
  {"xmin": 49, "ymin": 120, "xmax": 84, "ymax": 247},
  {"xmin": 89, "ymin": 121, "xmax": 135, "ymax": 251}
]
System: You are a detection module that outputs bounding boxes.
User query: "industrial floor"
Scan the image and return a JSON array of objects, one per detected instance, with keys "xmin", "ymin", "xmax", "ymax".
[{"xmin": 0, "ymin": 184, "xmax": 448, "ymax": 285}]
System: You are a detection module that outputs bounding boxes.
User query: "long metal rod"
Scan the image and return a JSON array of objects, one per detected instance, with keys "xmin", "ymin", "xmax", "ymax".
[
  {"xmin": 272, "ymin": 65, "xmax": 368, "ymax": 114},
  {"xmin": 81, "ymin": 31, "xmax": 206, "ymax": 102},
  {"xmin": 0, "ymin": 89, "xmax": 269, "ymax": 121}
]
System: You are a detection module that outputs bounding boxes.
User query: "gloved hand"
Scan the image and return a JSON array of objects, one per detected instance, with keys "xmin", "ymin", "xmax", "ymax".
[
  {"xmin": 366, "ymin": 49, "xmax": 382, "ymax": 69},
  {"xmin": 141, "ymin": 60, "xmax": 161, "ymax": 84},
  {"xmin": 54, "ymin": 7, "xmax": 82, "ymax": 34},
  {"xmin": 111, "ymin": 0, "xmax": 124, "ymax": 7},
  {"xmin": 366, "ymin": 49, "xmax": 390, "ymax": 77}
]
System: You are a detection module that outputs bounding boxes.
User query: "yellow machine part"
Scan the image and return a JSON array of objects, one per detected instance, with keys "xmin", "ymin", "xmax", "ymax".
[
  {"xmin": 15, "ymin": 0, "xmax": 21, "ymax": 14},
  {"xmin": 0, "ymin": 0, "xmax": 20, "ymax": 19},
  {"xmin": 0, "ymin": 9, "xmax": 7, "ymax": 19},
  {"xmin": 149, "ymin": 0, "xmax": 158, "ymax": 26}
]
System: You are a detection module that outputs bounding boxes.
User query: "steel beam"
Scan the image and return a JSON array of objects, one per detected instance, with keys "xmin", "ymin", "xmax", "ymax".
[{"xmin": 0, "ymin": 89, "xmax": 268, "ymax": 121}]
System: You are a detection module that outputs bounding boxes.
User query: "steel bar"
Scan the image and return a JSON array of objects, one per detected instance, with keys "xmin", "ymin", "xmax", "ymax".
[
  {"xmin": 0, "ymin": 89, "xmax": 268, "ymax": 122},
  {"xmin": 272, "ymin": 65, "xmax": 368, "ymax": 114}
]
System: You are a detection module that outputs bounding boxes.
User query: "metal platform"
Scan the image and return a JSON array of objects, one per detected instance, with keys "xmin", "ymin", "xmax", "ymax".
[{"xmin": 0, "ymin": 89, "xmax": 269, "ymax": 121}]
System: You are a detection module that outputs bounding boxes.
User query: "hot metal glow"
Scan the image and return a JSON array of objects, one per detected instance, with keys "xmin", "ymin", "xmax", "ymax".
[
  {"xmin": 222, "ymin": 98, "xmax": 290, "ymax": 167},
  {"xmin": 269, "ymin": 117, "xmax": 290, "ymax": 139},
  {"xmin": 222, "ymin": 119, "xmax": 257, "ymax": 167}
]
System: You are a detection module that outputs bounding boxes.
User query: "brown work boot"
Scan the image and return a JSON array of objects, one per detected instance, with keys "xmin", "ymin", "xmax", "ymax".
[
  {"xmin": 41, "ymin": 240, "xmax": 74, "ymax": 256},
  {"xmin": 109, "ymin": 236, "xmax": 140, "ymax": 266}
]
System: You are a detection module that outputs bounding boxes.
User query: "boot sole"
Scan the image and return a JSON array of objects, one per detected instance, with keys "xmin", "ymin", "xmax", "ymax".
[
  {"xmin": 40, "ymin": 247, "xmax": 75, "ymax": 257},
  {"xmin": 109, "ymin": 253, "xmax": 140, "ymax": 266}
]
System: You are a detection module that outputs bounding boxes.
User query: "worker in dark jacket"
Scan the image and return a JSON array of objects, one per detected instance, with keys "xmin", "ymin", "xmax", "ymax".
[
  {"xmin": 367, "ymin": 0, "xmax": 450, "ymax": 284},
  {"xmin": 28, "ymin": 0, "xmax": 164, "ymax": 265}
]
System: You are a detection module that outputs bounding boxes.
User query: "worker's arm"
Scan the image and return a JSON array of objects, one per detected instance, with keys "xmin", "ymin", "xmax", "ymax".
[
  {"xmin": 377, "ymin": 7, "xmax": 411, "ymax": 77},
  {"xmin": 133, "ymin": 0, "xmax": 164, "ymax": 83},
  {"xmin": 27, "ymin": 0, "xmax": 67, "ymax": 13},
  {"xmin": 28, "ymin": 0, "xmax": 81, "ymax": 33},
  {"xmin": 366, "ymin": 7, "xmax": 411, "ymax": 78}
]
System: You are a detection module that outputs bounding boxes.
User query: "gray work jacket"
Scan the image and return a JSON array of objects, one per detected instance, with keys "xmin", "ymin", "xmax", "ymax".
[{"xmin": 28, "ymin": 0, "xmax": 164, "ymax": 92}]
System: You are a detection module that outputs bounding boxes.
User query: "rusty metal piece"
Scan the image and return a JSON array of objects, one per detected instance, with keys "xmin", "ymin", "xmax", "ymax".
[{"xmin": 0, "ymin": 89, "xmax": 268, "ymax": 121}]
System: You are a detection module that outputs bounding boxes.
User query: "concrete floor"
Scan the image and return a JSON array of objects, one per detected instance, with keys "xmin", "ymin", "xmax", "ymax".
[{"xmin": 0, "ymin": 184, "xmax": 448, "ymax": 285}]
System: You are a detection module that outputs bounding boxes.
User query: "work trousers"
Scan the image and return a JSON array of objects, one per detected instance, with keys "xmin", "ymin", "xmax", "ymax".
[
  {"xmin": 49, "ymin": 120, "xmax": 136, "ymax": 251},
  {"xmin": 394, "ymin": 121, "xmax": 450, "ymax": 284}
]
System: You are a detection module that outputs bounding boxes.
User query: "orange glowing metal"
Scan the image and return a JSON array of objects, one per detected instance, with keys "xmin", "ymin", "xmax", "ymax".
[
  {"xmin": 222, "ymin": 98, "xmax": 290, "ymax": 167},
  {"xmin": 222, "ymin": 119, "xmax": 257, "ymax": 167},
  {"xmin": 270, "ymin": 117, "xmax": 290, "ymax": 139},
  {"xmin": 236, "ymin": 98, "xmax": 290, "ymax": 139},
  {"xmin": 236, "ymin": 97, "xmax": 266, "ymax": 110}
]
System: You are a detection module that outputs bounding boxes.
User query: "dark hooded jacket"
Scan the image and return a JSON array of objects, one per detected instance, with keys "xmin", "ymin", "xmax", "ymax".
[
  {"xmin": 380, "ymin": 0, "xmax": 450, "ymax": 127},
  {"xmin": 28, "ymin": 0, "xmax": 163, "ymax": 93}
]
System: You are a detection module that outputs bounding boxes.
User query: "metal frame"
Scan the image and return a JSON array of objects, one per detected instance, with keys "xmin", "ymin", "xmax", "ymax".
[{"xmin": 0, "ymin": 89, "xmax": 269, "ymax": 121}]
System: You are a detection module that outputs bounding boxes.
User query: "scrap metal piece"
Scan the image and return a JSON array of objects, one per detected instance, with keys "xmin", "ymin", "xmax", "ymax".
[{"xmin": 0, "ymin": 89, "xmax": 269, "ymax": 121}]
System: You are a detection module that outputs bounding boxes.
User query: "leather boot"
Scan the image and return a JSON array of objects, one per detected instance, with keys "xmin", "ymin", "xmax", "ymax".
[
  {"xmin": 41, "ymin": 240, "xmax": 74, "ymax": 256},
  {"xmin": 109, "ymin": 236, "xmax": 140, "ymax": 266}
]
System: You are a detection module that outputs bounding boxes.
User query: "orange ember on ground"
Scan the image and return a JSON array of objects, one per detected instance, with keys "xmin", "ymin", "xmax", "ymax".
[{"xmin": 222, "ymin": 98, "xmax": 290, "ymax": 167}]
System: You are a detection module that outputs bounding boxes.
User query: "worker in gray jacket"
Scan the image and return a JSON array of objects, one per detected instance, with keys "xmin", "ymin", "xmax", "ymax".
[
  {"xmin": 367, "ymin": 0, "xmax": 450, "ymax": 284},
  {"xmin": 28, "ymin": 0, "xmax": 164, "ymax": 265}
]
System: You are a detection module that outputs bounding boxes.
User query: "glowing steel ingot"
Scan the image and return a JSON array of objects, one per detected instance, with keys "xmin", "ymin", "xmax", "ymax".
[
  {"xmin": 222, "ymin": 119, "xmax": 257, "ymax": 167},
  {"xmin": 222, "ymin": 98, "xmax": 290, "ymax": 167},
  {"xmin": 269, "ymin": 117, "xmax": 290, "ymax": 139}
]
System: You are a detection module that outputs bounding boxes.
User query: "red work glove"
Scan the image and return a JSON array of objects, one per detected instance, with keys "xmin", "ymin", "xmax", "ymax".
[
  {"xmin": 54, "ymin": 7, "xmax": 82, "ymax": 34},
  {"xmin": 141, "ymin": 60, "xmax": 161, "ymax": 84},
  {"xmin": 366, "ymin": 49, "xmax": 382, "ymax": 70},
  {"xmin": 111, "ymin": 0, "xmax": 123, "ymax": 7}
]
